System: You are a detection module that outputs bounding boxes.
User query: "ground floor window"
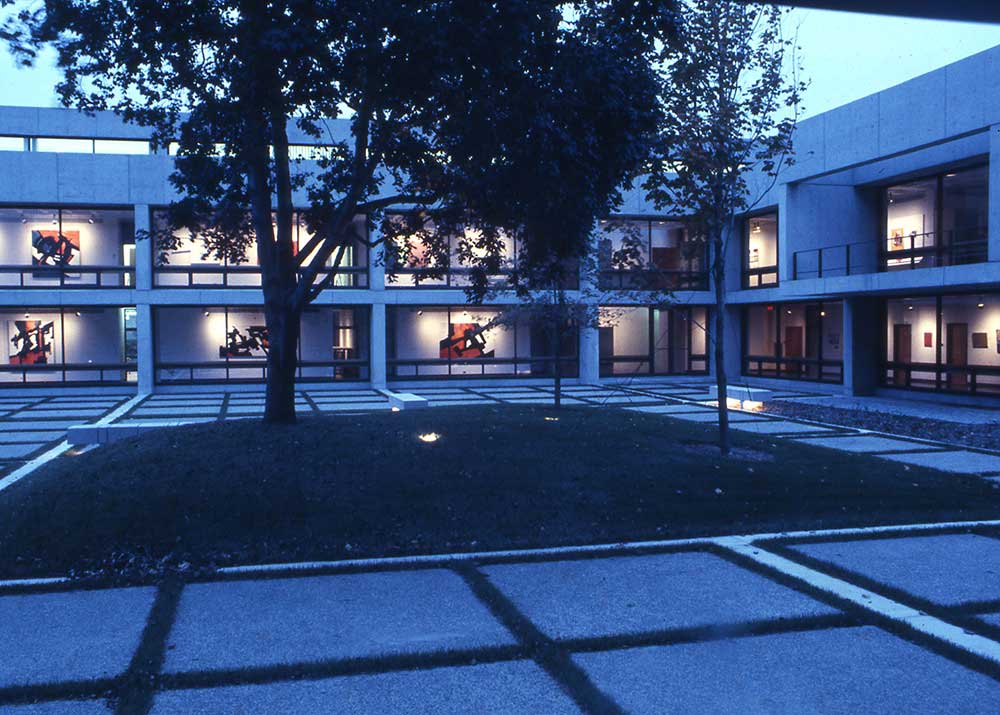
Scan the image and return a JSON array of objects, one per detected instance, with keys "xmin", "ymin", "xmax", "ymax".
[
  {"xmin": 598, "ymin": 305, "xmax": 708, "ymax": 376},
  {"xmin": 884, "ymin": 293, "xmax": 1000, "ymax": 395},
  {"xmin": 742, "ymin": 301, "xmax": 843, "ymax": 383},
  {"xmin": 154, "ymin": 306, "xmax": 369, "ymax": 384},
  {"xmin": 387, "ymin": 306, "xmax": 578, "ymax": 380},
  {"xmin": 0, "ymin": 306, "xmax": 136, "ymax": 385}
]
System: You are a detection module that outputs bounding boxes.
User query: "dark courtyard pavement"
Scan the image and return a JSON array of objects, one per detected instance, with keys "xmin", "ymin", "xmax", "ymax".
[{"xmin": 2, "ymin": 524, "xmax": 1000, "ymax": 713}]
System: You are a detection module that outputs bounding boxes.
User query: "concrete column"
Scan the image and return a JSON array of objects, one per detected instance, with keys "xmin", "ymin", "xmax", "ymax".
[
  {"xmin": 370, "ymin": 302, "xmax": 387, "ymax": 389},
  {"xmin": 989, "ymin": 124, "xmax": 1000, "ymax": 263},
  {"xmin": 368, "ymin": 226, "xmax": 385, "ymax": 291},
  {"xmin": 843, "ymin": 296, "xmax": 879, "ymax": 396},
  {"xmin": 136, "ymin": 304, "xmax": 154, "ymax": 394},
  {"xmin": 776, "ymin": 187, "xmax": 791, "ymax": 283},
  {"xmin": 578, "ymin": 323, "xmax": 600, "ymax": 385},
  {"xmin": 133, "ymin": 204, "xmax": 152, "ymax": 291}
]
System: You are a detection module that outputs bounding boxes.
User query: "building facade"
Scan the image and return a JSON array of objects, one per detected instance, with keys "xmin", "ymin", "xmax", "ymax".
[{"xmin": 1, "ymin": 45, "xmax": 999, "ymax": 403}]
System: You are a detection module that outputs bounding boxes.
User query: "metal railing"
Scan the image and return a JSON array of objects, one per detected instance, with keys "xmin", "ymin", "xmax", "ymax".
[
  {"xmin": 385, "ymin": 266, "xmax": 518, "ymax": 289},
  {"xmin": 882, "ymin": 228, "xmax": 987, "ymax": 271},
  {"xmin": 154, "ymin": 265, "xmax": 369, "ymax": 288},
  {"xmin": 0, "ymin": 265, "xmax": 135, "ymax": 288},
  {"xmin": 387, "ymin": 355, "xmax": 579, "ymax": 380},
  {"xmin": 883, "ymin": 360, "xmax": 1000, "ymax": 395},
  {"xmin": 598, "ymin": 353, "xmax": 709, "ymax": 377},
  {"xmin": 743, "ymin": 355, "xmax": 844, "ymax": 384},
  {"xmin": 598, "ymin": 269, "xmax": 708, "ymax": 291},
  {"xmin": 155, "ymin": 359, "xmax": 369, "ymax": 384},
  {"xmin": 792, "ymin": 241, "xmax": 877, "ymax": 280},
  {"xmin": 0, "ymin": 362, "xmax": 137, "ymax": 385}
]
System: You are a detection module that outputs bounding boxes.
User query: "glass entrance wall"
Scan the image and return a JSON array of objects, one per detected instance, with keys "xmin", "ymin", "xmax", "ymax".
[
  {"xmin": 598, "ymin": 305, "xmax": 709, "ymax": 376},
  {"xmin": 743, "ymin": 211, "xmax": 778, "ymax": 288},
  {"xmin": 882, "ymin": 165, "xmax": 988, "ymax": 271},
  {"xmin": 742, "ymin": 300, "xmax": 844, "ymax": 383},
  {"xmin": 0, "ymin": 207, "xmax": 135, "ymax": 287},
  {"xmin": 597, "ymin": 218, "xmax": 707, "ymax": 290},
  {"xmin": 153, "ymin": 306, "xmax": 370, "ymax": 384},
  {"xmin": 884, "ymin": 294, "xmax": 1000, "ymax": 394},
  {"xmin": 153, "ymin": 211, "xmax": 369, "ymax": 288},
  {"xmin": 0, "ymin": 306, "xmax": 136, "ymax": 385},
  {"xmin": 387, "ymin": 306, "xmax": 578, "ymax": 379}
]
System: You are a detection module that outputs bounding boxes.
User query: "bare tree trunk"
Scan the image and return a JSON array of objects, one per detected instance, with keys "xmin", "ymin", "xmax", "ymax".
[
  {"xmin": 264, "ymin": 303, "xmax": 300, "ymax": 424},
  {"xmin": 712, "ymin": 235, "xmax": 730, "ymax": 456}
]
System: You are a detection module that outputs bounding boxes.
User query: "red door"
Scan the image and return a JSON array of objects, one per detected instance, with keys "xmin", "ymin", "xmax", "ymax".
[{"xmin": 947, "ymin": 323, "xmax": 968, "ymax": 389}]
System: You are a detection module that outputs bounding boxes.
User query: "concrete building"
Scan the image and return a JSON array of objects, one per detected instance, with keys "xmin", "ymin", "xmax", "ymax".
[{"xmin": 0, "ymin": 45, "xmax": 999, "ymax": 403}]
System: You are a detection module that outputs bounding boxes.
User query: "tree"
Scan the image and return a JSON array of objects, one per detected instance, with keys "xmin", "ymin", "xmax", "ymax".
[
  {"xmin": 643, "ymin": 0, "xmax": 804, "ymax": 454},
  {"xmin": 2, "ymin": 0, "xmax": 658, "ymax": 423}
]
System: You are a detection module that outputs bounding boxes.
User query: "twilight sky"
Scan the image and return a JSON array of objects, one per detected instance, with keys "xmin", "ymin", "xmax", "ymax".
[{"xmin": 2, "ymin": 6, "xmax": 1000, "ymax": 119}]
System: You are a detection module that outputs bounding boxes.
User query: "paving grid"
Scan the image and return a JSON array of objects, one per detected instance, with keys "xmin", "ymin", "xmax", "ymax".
[
  {"xmin": 0, "ymin": 394, "xmax": 130, "ymax": 478},
  {"xmin": 4, "ymin": 523, "xmax": 1000, "ymax": 713}
]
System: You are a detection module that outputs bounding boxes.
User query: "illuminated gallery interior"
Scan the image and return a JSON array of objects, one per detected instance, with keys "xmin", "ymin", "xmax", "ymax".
[
  {"xmin": 743, "ymin": 211, "xmax": 778, "ymax": 288},
  {"xmin": 598, "ymin": 306, "xmax": 708, "ymax": 376},
  {"xmin": 742, "ymin": 302, "xmax": 844, "ymax": 383}
]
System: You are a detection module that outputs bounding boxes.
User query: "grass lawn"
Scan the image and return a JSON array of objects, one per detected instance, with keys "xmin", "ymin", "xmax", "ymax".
[{"xmin": 2, "ymin": 404, "xmax": 1000, "ymax": 581}]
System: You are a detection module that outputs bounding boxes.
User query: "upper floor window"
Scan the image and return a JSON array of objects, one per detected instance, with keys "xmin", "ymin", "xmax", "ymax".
[
  {"xmin": 743, "ymin": 211, "xmax": 778, "ymax": 288},
  {"xmin": 597, "ymin": 218, "xmax": 706, "ymax": 291},
  {"xmin": 0, "ymin": 207, "xmax": 134, "ymax": 288},
  {"xmin": 883, "ymin": 164, "xmax": 988, "ymax": 271}
]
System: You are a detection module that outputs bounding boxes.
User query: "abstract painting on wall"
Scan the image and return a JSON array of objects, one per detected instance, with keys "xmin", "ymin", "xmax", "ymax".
[
  {"xmin": 219, "ymin": 325, "xmax": 269, "ymax": 358},
  {"xmin": 972, "ymin": 332, "xmax": 988, "ymax": 349},
  {"xmin": 9, "ymin": 320, "xmax": 55, "ymax": 365},
  {"xmin": 439, "ymin": 323, "xmax": 494, "ymax": 359},
  {"xmin": 31, "ymin": 230, "xmax": 80, "ymax": 268}
]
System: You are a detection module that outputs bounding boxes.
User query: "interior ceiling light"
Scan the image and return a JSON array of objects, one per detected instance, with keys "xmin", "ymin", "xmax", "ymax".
[{"xmin": 751, "ymin": 221, "xmax": 761, "ymax": 234}]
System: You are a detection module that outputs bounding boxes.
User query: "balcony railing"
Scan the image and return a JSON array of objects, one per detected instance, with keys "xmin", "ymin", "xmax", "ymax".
[
  {"xmin": 0, "ymin": 362, "xmax": 137, "ymax": 385},
  {"xmin": 386, "ymin": 265, "xmax": 516, "ymax": 289},
  {"xmin": 0, "ymin": 265, "xmax": 135, "ymax": 288},
  {"xmin": 883, "ymin": 360, "xmax": 1000, "ymax": 395},
  {"xmin": 598, "ymin": 269, "xmax": 708, "ymax": 291},
  {"xmin": 154, "ymin": 265, "xmax": 369, "ymax": 288},
  {"xmin": 387, "ymin": 355, "xmax": 579, "ymax": 380},
  {"xmin": 743, "ymin": 355, "xmax": 844, "ymax": 384},
  {"xmin": 791, "ymin": 242, "xmax": 877, "ymax": 280},
  {"xmin": 882, "ymin": 228, "xmax": 987, "ymax": 271},
  {"xmin": 155, "ymin": 358, "xmax": 369, "ymax": 384}
]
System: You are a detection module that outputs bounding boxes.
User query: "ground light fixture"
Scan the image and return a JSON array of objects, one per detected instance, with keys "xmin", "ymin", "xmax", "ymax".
[
  {"xmin": 417, "ymin": 432, "xmax": 440, "ymax": 443},
  {"xmin": 544, "ymin": 416, "xmax": 559, "ymax": 422}
]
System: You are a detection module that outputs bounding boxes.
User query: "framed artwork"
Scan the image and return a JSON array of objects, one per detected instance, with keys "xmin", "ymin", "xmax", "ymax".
[
  {"xmin": 9, "ymin": 320, "xmax": 55, "ymax": 365},
  {"xmin": 924, "ymin": 332, "xmax": 933, "ymax": 348},
  {"xmin": 31, "ymin": 229, "xmax": 81, "ymax": 277},
  {"xmin": 972, "ymin": 332, "xmax": 988, "ymax": 349},
  {"xmin": 439, "ymin": 323, "xmax": 494, "ymax": 359},
  {"xmin": 890, "ymin": 228, "xmax": 904, "ymax": 250},
  {"xmin": 219, "ymin": 325, "xmax": 269, "ymax": 358}
]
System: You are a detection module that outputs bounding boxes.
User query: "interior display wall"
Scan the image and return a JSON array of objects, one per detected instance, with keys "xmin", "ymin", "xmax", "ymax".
[{"xmin": 746, "ymin": 213, "xmax": 778, "ymax": 269}]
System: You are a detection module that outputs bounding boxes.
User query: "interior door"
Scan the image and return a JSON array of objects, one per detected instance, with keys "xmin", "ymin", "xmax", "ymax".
[
  {"xmin": 946, "ymin": 323, "xmax": 968, "ymax": 389},
  {"xmin": 893, "ymin": 324, "xmax": 911, "ymax": 386},
  {"xmin": 783, "ymin": 325, "xmax": 803, "ymax": 377}
]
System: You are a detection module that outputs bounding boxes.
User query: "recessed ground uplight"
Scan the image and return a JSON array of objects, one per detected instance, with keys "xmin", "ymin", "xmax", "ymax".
[
  {"xmin": 391, "ymin": 406, "xmax": 401, "ymax": 412},
  {"xmin": 417, "ymin": 432, "xmax": 440, "ymax": 443},
  {"xmin": 544, "ymin": 416, "xmax": 559, "ymax": 422}
]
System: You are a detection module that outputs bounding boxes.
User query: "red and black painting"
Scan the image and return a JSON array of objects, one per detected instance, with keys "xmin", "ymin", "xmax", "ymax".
[
  {"xmin": 439, "ymin": 323, "xmax": 494, "ymax": 359},
  {"xmin": 31, "ymin": 230, "xmax": 80, "ymax": 267},
  {"xmin": 10, "ymin": 320, "xmax": 55, "ymax": 365}
]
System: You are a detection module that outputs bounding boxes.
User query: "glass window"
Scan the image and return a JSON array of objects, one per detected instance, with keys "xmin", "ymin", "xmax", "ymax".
[
  {"xmin": 0, "ymin": 136, "xmax": 24, "ymax": 151},
  {"xmin": 93, "ymin": 139, "xmax": 150, "ymax": 155},
  {"xmin": 33, "ymin": 137, "xmax": 94, "ymax": 153},
  {"xmin": 599, "ymin": 306, "xmax": 650, "ymax": 375},
  {"xmin": 597, "ymin": 305, "xmax": 708, "ymax": 376},
  {"xmin": 744, "ymin": 212, "xmax": 778, "ymax": 288},
  {"xmin": 942, "ymin": 166, "xmax": 989, "ymax": 265},
  {"xmin": 744, "ymin": 301, "xmax": 842, "ymax": 382},
  {"xmin": 941, "ymin": 294, "xmax": 1000, "ymax": 394},
  {"xmin": 884, "ymin": 297, "xmax": 938, "ymax": 389}
]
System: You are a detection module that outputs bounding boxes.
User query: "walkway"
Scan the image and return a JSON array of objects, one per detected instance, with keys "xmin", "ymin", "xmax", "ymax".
[{"xmin": 3, "ymin": 521, "xmax": 1000, "ymax": 713}]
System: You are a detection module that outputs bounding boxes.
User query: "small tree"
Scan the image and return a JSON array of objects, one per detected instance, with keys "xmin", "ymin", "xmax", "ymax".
[
  {"xmin": 644, "ymin": 0, "xmax": 803, "ymax": 454},
  {"xmin": 3, "ymin": 0, "xmax": 655, "ymax": 423}
]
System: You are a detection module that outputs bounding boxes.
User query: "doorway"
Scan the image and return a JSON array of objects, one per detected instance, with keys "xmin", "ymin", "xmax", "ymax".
[
  {"xmin": 946, "ymin": 322, "xmax": 968, "ymax": 389},
  {"xmin": 783, "ymin": 325, "xmax": 803, "ymax": 378}
]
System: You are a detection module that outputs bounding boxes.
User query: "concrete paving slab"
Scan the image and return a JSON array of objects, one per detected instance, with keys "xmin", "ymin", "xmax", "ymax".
[
  {"xmin": 790, "ymin": 533, "xmax": 1000, "ymax": 606},
  {"xmin": 500, "ymin": 397, "xmax": 585, "ymax": 405},
  {"xmin": 0, "ymin": 442, "xmax": 44, "ymax": 459},
  {"xmin": 0, "ymin": 430, "xmax": 64, "ymax": 443},
  {"xmin": 876, "ymin": 450, "xmax": 1000, "ymax": 475},
  {"xmin": 0, "ymin": 586, "xmax": 155, "ymax": 688},
  {"xmin": 575, "ymin": 626, "xmax": 1000, "ymax": 713},
  {"xmin": 5, "ymin": 701, "xmax": 111, "ymax": 714},
  {"xmin": 978, "ymin": 612, "xmax": 1000, "ymax": 629},
  {"xmin": 793, "ymin": 434, "xmax": 940, "ymax": 453},
  {"xmin": 30, "ymin": 402, "xmax": 120, "ymax": 410},
  {"xmin": 164, "ymin": 570, "xmax": 515, "ymax": 673},
  {"xmin": 151, "ymin": 660, "xmax": 577, "ymax": 715},
  {"xmin": 669, "ymin": 411, "xmax": 766, "ymax": 423},
  {"xmin": 478, "ymin": 392, "xmax": 549, "ymax": 399},
  {"xmin": 10, "ymin": 409, "xmax": 107, "ymax": 419},
  {"xmin": 730, "ymin": 420, "xmax": 836, "ymax": 434},
  {"xmin": 483, "ymin": 552, "xmax": 837, "ymax": 641},
  {"xmin": 624, "ymin": 404, "xmax": 711, "ymax": 414},
  {"xmin": 310, "ymin": 395, "xmax": 389, "ymax": 403},
  {"xmin": 132, "ymin": 406, "xmax": 225, "ymax": 417},
  {"xmin": 0, "ymin": 420, "xmax": 85, "ymax": 430},
  {"xmin": 312, "ymin": 402, "xmax": 393, "ymax": 411},
  {"xmin": 222, "ymin": 405, "xmax": 264, "ymax": 414},
  {"xmin": 430, "ymin": 399, "xmax": 495, "ymax": 406},
  {"xmin": 577, "ymin": 395, "xmax": 660, "ymax": 405}
]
